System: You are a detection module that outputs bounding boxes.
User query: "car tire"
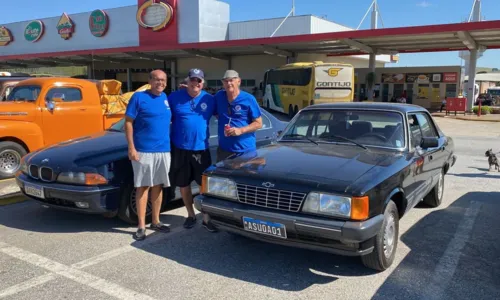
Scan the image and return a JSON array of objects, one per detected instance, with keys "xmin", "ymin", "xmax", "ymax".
[
  {"xmin": 361, "ymin": 200, "xmax": 399, "ymax": 271},
  {"xmin": 0, "ymin": 141, "xmax": 27, "ymax": 180},
  {"xmin": 423, "ymin": 169, "xmax": 444, "ymax": 208},
  {"xmin": 288, "ymin": 104, "xmax": 294, "ymax": 119},
  {"xmin": 294, "ymin": 105, "xmax": 299, "ymax": 116},
  {"xmin": 117, "ymin": 181, "xmax": 153, "ymax": 225}
]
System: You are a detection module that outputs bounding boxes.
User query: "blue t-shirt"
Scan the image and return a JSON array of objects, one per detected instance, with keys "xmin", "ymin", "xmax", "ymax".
[
  {"xmin": 169, "ymin": 89, "xmax": 216, "ymax": 151},
  {"xmin": 125, "ymin": 90, "xmax": 171, "ymax": 153},
  {"xmin": 215, "ymin": 90, "xmax": 262, "ymax": 153}
]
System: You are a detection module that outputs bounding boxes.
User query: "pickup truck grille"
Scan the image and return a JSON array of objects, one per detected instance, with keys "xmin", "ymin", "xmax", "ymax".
[
  {"xmin": 29, "ymin": 164, "xmax": 55, "ymax": 182},
  {"xmin": 236, "ymin": 184, "xmax": 306, "ymax": 212}
]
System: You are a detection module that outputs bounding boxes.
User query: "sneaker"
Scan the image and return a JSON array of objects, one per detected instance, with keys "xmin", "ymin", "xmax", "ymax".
[
  {"xmin": 183, "ymin": 216, "xmax": 197, "ymax": 229},
  {"xmin": 149, "ymin": 222, "xmax": 171, "ymax": 233},
  {"xmin": 133, "ymin": 228, "xmax": 146, "ymax": 241},
  {"xmin": 202, "ymin": 220, "xmax": 218, "ymax": 233}
]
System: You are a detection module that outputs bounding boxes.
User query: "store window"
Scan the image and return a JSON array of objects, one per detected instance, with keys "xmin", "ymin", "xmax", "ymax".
[{"xmin": 445, "ymin": 84, "xmax": 457, "ymax": 98}]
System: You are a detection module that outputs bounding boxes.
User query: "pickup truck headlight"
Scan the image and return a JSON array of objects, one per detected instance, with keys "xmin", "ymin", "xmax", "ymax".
[
  {"xmin": 302, "ymin": 192, "xmax": 369, "ymax": 220},
  {"xmin": 57, "ymin": 172, "xmax": 108, "ymax": 185},
  {"xmin": 201, "ymin": 175, "xmax": 238, "ymax": 200}
]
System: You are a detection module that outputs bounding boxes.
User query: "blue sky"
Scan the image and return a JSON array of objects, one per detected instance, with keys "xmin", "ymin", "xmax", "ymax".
[{"xmin": 3, "ymin": 0, "xmax": 499, "ymax": 68}]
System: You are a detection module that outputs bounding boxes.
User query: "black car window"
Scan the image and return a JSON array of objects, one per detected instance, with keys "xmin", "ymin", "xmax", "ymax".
[
  {"xmin": 408, "ymin": 114, "xmax": 423, "ymax": 149},
  {"xmin": 415, "ymin": 113, "xmax": 438, "ymax": 138},
  {"xmin": 45, "ymin": 87, "xmax": 83, "ymax": 102},
  {"xmin": 281, "ymin": 109, "xmax": 405, "ymax": 148}
]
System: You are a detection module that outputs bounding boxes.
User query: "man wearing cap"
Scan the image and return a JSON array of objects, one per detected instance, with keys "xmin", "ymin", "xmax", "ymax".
[
  {"xmin": 168, "ymin": 68, "xmax": 217, "ymax": 230},
  {"xmin": 214, "ymin": 70, "xmax": 263, "ymax": 162}
]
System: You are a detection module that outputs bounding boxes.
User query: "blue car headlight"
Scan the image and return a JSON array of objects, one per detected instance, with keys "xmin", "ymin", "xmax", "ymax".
[{"xmin": 302, "ymin": 192, "xmax": 352, "ymax": 218}]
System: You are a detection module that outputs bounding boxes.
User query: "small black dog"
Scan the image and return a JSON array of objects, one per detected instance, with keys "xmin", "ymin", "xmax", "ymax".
[{"xmin": 485, "ymin": 149, "xmax": 500, "ymax": 171}]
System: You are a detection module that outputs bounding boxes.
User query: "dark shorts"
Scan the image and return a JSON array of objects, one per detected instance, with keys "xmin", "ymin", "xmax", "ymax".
[{"xmin": 170, "ymin": 145, "xmax": 212, "ymax": 187}]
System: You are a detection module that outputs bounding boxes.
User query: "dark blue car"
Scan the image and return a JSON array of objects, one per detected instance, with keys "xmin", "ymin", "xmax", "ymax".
[{"xmin": 14, "ymin": 108, "xmax": 286, "ymax": 224}]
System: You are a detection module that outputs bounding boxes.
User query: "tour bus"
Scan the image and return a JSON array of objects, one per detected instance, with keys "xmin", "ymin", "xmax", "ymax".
[{"xmin": 261, "ymin": 61, "xmax": 354, "ymax": 117}]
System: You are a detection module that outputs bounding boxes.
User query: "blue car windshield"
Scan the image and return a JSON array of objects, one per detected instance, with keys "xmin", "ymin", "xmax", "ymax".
[{"xmin": 280, "ymin": 109, "xmax": 406, "ymax": 149}]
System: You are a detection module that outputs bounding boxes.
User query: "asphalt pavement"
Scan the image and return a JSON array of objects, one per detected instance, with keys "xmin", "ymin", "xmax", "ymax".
[{"xmin": 0, "ymin": 114, "xmax": 499, "ymax": 300}]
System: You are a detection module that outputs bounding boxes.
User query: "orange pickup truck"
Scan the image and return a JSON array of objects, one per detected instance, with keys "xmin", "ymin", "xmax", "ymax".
[{"xmin": 0, "ymin": 77, "xmax": 134, "ymax": 179}]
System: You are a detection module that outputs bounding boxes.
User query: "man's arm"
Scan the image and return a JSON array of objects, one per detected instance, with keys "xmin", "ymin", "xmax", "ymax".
[
  {"xmin": 124, "ymin": 94, "xmax": 139, "ymax": 161},
  {"xmin": 239, "ymin": 117, "xmax": 262, "ymax": 134}
]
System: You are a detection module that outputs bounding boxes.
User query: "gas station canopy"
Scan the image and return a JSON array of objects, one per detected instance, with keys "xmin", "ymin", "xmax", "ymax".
[{"xmin": 1, "ymin": 20, "xmax": 500, "ymax": 67}]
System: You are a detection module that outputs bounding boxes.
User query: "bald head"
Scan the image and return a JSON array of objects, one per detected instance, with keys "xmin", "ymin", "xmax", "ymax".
[{"xmin": 148, "ymin": 69, "xmax": 167, "ymax": 95}]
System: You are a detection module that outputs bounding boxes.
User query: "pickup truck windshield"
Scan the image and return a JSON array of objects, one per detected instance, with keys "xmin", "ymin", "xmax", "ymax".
[
  {"xmin": 280, "ymin": 109, "xmax": 406, "ymax": 149},
  {"xmin": 6, "ymin": 85, "xmax": 41, "ymax": 101}
]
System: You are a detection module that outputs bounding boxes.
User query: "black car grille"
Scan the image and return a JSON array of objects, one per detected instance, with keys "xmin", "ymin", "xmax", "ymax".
[
  {"xmin": 29, "ymin": 164, "xmax": 55, "ymax": 182},
  {"xmin": 236, "ymin": 183, "xmax": 306, "ymax": 212}
]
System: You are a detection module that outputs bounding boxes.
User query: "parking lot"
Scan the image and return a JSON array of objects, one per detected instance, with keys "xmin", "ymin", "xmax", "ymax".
[{"xmin": 1, "ymin": 115, "xmax": 500, "ymax": 300}]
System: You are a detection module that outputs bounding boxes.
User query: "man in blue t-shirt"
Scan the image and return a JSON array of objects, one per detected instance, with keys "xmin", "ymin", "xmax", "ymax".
[
  {"xmin": 125, "ymin": 69, "xmax": 172, "ymax": 241},
  {"xmin": 215, "ymin": 70, "xmax": 263, "ymax": 162},
  {"xmin": 168, "ymin": 68, "xmax": 217, "ymax": 231}
]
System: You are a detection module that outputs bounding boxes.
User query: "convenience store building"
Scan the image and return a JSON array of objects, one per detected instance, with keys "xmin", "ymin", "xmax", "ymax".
[{"xmin": 0, "ymin": 0, "xmax": 499, "ymax": 109}]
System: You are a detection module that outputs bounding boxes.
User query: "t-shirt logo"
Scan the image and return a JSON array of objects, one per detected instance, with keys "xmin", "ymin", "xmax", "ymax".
[
  {"xmin": 164, "ymin": 100, "xmax": 169, "ymax": 108},
  {"xmin": 200, "ymin": 102, "xmax": 207, "ymax": 111},
  {"xmin": 235, "ymin": 105, "xmax": 241, "ymax": 112}
]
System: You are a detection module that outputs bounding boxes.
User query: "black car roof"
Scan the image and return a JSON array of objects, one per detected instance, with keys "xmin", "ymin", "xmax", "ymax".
[{"xmin": 303, "ymin": 102, "xmax": 427, "ymax": 114}]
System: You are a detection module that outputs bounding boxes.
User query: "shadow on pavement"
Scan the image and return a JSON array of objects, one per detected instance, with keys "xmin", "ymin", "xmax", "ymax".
[
  {"xmin": 132, "ymin": 219, "xmax": 378, "ymax": 292},
  {"xmin": 0, "ymin": 197, "xmax": 185, "ymax": 235},
  {"xmin": 372, "ymin": 191, "xmax": 500, "ymax": 300}
]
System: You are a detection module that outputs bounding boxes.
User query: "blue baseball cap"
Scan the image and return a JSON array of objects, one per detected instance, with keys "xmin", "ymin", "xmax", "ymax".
[{"xmin": 188, "ymin": 68, "xmax": 204, "ymax": 80}]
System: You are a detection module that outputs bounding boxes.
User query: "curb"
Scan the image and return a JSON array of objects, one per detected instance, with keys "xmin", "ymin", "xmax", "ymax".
[
  {"xmin": 432, "ymin": 114, "xmax": 500, "ymax": 122},
  {"xmin": 0, "ymin": 191, "xmax": 22, "ymax": 201}
]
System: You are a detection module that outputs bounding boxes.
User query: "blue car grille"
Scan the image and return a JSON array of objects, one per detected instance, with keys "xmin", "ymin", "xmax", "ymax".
[{"xmin": 236, "ymin": 183, "xmax": 306, "ymax": 212}]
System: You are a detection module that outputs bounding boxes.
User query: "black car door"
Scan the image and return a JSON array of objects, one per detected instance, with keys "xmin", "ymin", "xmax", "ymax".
[
  {"xmin": 406, "ymin": 113, "xmax": 427, "ymax": 210},
  {"xmin": 415, "ymin": 112, "xmax": 444, "ymax": 185}
]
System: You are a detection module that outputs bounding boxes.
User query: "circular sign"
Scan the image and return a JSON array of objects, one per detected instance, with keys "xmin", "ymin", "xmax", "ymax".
[
  {"xmin": 0, "ymin": 26, "xmax": 13, "ymax": 46},
  {"xmin": 24, "ymin": 20, "xmax": 44, "ymax": 42},
  {"xmin": 136, "ymin": 0, "xmax": 174, "ymax": 31},
  {"xmin": 89, "ymin": 9, "xmax": 109, "ymax": 37}
]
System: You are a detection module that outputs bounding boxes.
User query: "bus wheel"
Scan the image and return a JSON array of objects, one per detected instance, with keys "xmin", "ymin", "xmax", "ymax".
[
  {"xmin": 294, "ymin": 105, "xmax": 299, "ymax": 116},
  {"xmin": 288, "ymin": 104, "xmax": 294, "ymax": 119}
]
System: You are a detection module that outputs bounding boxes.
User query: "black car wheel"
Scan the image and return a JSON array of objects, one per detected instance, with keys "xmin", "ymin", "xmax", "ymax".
[
  {"xmin": 0, "ymin": 141, "xmax": 27, "ymax": 180},
  {"xmin": 288, "ymin": 104, "xmax": 294, "ymax": 119},
  {"xmin": 423, "ymin": 169, "xmax": 444, "ymax": 208},
  {"xmin": 361, "ymin": 200, "xmax": 399, "ymax": 271},
  {"xmin": 117, "ymin": 181, "xmax": 153, "ymax": 225}
]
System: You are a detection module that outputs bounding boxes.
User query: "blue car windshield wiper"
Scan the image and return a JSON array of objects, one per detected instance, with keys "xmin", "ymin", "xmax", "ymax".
[{"xmin": 281, "ymin": 133, "xmax": 318, "ymax": 145}]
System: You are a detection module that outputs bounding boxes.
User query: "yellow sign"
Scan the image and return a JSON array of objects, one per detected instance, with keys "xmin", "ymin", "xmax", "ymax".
[
  {"xmin": 326, "ymin": 68, "xmax": 343, "ymax": 77},
  {"xmin": 136, "ymin": 0, "xmax": 174, "ymax": 32},
  {"xmin": 0, "ymin": 26, "xmax": 13, "ymax": 46}
]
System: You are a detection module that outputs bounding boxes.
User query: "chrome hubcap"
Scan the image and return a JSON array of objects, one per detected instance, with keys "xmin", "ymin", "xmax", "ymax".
[
  {"xmin": 130, "ymin": 188, "xmax": 153, "ymax": 216},
  {"xmin": 438, "ymin": 173, "xmax": 444, "ymax": 200},
  {"xmin": 383, "ymin": 214, "xmax": 396, "ymax": 258},
  {"xmin": 0, "ymin": 149, "xmax": 21, "ymax": 175}
]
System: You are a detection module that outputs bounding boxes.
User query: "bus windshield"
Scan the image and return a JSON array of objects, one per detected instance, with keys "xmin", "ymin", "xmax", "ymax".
[
  {"xmin": 314, "ymin": 65, "xmax": 353, "ymax": 99},
  {"xmin": 487, "ymin": 88, "xmax": 500, "ymax": 96}
]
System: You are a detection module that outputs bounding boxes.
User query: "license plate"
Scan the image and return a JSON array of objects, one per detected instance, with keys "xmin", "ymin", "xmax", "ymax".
[
  {"xmin": 24, "ymin": 183, "xmax": 44, "ymax": 199},
  {"xmin": 242, "ymin": 216, "xmax": 287, "ymax": 239}
]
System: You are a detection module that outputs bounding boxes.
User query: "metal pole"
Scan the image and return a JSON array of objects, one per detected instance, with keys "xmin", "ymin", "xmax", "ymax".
[
  {"xmin": 466, "ymin": 0, "xmax": 481, "ymax": 112},
  {"xmin": 367, "ymin": 1, "xmax": 378, "ymax": 101},
  {"xmin": 292, "ymin": 0, "xmax": 295, "ymax": 16}
]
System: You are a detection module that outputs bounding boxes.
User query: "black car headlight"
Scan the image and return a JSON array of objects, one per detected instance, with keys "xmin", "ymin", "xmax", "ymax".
[
  {"xmin": 200, "ymin": 175, "xmax": 238, "ymax": 200},
  {"xmin": 302, "ymin": 192, "xmax": 369, "ymax": 220},
  {"xmin": 57, "ymin": 172, "xmax": 108, "ymax": 185}
]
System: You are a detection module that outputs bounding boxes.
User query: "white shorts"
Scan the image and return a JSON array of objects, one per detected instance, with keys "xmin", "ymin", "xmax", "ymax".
[{"xmin": 131, "ymin": 152, "xmax": 171, "ymax": 188}]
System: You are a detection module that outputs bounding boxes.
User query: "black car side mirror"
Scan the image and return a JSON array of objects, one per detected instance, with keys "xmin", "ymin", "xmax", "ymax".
[{"xmin": 420, "ymin": 137, "xmax": 438, "ymax": 149}]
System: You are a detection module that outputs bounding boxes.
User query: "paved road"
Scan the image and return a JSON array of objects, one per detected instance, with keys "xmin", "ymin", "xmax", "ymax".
[{"xmin": 1, "ymin": 117, "xmax": 499, "ymax": 300}]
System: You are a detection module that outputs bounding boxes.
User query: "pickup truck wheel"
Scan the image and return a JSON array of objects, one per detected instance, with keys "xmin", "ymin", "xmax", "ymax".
[
  {"xmin": 423, "ymin": 169, "xmax": 444, "ymax": 208},
  {"xmin": 0, "ymin": 141, "xmax": 27, "ymax": 180},
  {"xmin": 117, "ymin": 182, "xmax": 153, "ymax": 225},
  {"xmin": 361, "ymin": 200, "xmax": 399, "ymax": 271}
]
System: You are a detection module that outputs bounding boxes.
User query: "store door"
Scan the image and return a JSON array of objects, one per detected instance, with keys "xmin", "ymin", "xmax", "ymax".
[
  {"xmin": 382, "ymin": 84, "xmax": 389, "ymax": 102},
  {"xmin": 407, "ymin": 84, "xmax": 414, "ymax": 104},
  {"xmin": 393, "ymin": 84, "xmax": 404, "ymax": 99}
]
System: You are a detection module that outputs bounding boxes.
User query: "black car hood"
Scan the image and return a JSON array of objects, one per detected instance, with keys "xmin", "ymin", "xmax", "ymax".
[
  {"xmin": 212, "ymin": 142, "xmax": 400, "ymax": 192},
  {"xmin": 26, "ymin": 130, "xmax": 128, "ymax": 170}
]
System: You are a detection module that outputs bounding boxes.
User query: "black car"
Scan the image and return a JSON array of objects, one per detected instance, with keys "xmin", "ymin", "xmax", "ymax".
[
  {"xmin": 194, "ymin": 102, "xmax": 457, "ymax": 271},
  {"xmin": 14, "ymin": 108, "xmax": 286, "ymax": 224}
]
